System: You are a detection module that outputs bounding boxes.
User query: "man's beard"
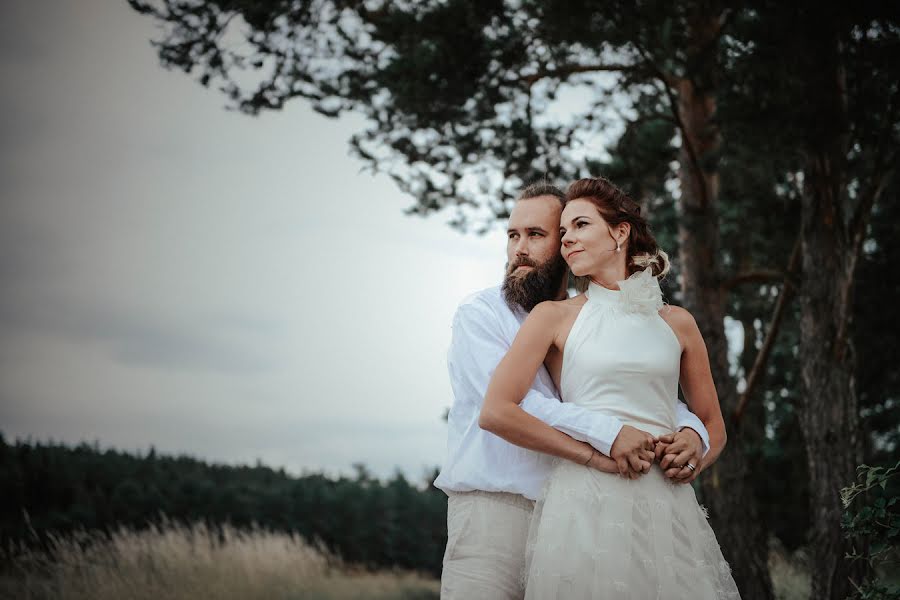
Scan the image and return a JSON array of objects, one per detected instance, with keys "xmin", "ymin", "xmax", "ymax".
[{"xmin": 502, "ymin": 254, "xmax": 568, "ymax": 312}]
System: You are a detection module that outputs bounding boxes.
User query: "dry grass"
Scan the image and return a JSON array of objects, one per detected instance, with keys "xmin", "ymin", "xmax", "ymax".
[
  {"xmin": 0, "ymin": 522, "xmax": 818, "ymax": 600},
  {"xmin": 0, "ymin": 522, "xmax": 438, "ymax": 600},
  {"xmin": 769, "ymin": 540, "xmax": 811, "ymax": 600}
]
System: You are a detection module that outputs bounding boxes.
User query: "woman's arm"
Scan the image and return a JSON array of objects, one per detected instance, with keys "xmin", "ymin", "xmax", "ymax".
[
  {"xmin": 662, "ymin": 306, "xmax": 727, "ymax": 480},
  {"xmin": 479, "ymin": 302, "xmax": 620, "ymax": 475}
]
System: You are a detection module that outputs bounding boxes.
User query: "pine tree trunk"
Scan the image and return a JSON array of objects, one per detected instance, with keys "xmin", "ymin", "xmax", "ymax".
[
  {"xmin": 796, "ymin": 27, "xmax": 864, "ymax": 598},
  {"xmin": 673, "ymin": 10, "xmax": 774, "ymax": 598},
  {"xmin": 798, "ymin": 181, "xmax": 861, "ymax": 599}
]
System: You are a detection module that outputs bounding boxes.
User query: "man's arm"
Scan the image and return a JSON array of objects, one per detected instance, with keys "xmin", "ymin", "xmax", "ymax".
[
  {"xmin": 656, "ymin": 306, "xmax": 728, "ymax": 484},
  {"xmin": 449, "ymin": 301, "xmax": 627, "ymax": 460},
  {"xmin": 519, "ymin": 392, "xmax": 624, "ymax": 457},
  {"xmin": 674, "ymin": 400, "xmax": 710, "ymax": 456}
]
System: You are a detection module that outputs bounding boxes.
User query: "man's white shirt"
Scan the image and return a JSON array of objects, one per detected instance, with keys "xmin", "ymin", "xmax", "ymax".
[{"xmin": 433, "ymin": 285, "xmax": 710, "ymax": 501}]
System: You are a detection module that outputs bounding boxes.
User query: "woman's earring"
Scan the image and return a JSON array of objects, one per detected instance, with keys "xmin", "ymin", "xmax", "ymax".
[{"xmin": 616, "ymin": 241, "xmax": 621, "ymax": 253}]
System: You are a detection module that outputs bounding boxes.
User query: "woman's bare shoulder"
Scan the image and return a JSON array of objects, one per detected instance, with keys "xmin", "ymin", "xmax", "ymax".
[
  {"xmin": 527, "ymin": 296, "xmax": 583, "ymax": 323},
  {"xmin": 659, "ymin": 304, "xmax": 700, "ymax": 336}
]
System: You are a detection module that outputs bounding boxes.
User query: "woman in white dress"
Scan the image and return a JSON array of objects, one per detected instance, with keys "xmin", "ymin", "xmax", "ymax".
[{"xmin": 482, "ymin": 177, "xmax": 740, "ymax": 599}]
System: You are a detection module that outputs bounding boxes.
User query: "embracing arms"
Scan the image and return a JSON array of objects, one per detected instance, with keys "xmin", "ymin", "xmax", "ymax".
[
  {"xmin": 450, "ymin": 301, "xmax": 619, "ymax": 473},
  {"xmin": 478, "ymin": 302, "xmax": 656, "ymax": 476}
]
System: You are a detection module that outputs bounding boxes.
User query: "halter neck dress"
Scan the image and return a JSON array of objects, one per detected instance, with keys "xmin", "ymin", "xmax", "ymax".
[{"xmin": 523, "ymin": 269, "xmax": 741, "ymax": 599}]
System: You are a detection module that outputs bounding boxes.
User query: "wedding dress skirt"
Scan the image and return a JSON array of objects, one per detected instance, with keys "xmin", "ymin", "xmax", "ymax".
[{"xmin": 523, "ymin": 461, "xmax": 740, "ymax": 599}]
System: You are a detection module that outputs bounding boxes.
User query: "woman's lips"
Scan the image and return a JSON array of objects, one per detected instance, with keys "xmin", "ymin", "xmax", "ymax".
[{"xmin": 567, "ymin": 250, "xmax": 583, "ymax": 260}]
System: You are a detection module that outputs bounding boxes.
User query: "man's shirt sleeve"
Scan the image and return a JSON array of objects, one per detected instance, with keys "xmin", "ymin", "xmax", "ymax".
[
  {"xmin": 448, "ymin": 301, "xmax": 624, "ymax": 456},
  {"xmin": 674, "ymin": 400, "xmax": 711, "ymax": 456}
]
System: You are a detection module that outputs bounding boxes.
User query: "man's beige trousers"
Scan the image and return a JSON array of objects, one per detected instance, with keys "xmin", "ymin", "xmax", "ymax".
[{"xmin": 440, "ymin": 490, "xmax": 536, "ymax": 600}]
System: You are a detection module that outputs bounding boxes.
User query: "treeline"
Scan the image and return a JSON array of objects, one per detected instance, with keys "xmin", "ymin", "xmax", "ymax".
[{"xmin": 0, "ymin": 434, "xmax": 447, "ymax": 576}]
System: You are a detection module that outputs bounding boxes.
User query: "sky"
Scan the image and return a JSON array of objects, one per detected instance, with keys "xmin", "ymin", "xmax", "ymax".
[{"xmin": 0, "ymin": 0, "xmax": 512, "ymax": 481}]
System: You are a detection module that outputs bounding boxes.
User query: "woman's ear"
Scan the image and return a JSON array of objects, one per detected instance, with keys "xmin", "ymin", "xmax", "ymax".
[{"xmin": 618, "ymin": 222, "xmax": 632, "ymax": 245}]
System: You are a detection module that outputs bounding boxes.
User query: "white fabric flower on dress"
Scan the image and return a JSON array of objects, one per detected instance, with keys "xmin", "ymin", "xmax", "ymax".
[{"xmin": 617, "ymin": 267, "xmax": 664, "ymax": 315}]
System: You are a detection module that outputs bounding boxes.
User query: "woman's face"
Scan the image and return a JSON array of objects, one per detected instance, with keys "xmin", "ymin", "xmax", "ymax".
[{"xmin": 559, "ymin": 198, "xmax": 628, "ymax": 277}]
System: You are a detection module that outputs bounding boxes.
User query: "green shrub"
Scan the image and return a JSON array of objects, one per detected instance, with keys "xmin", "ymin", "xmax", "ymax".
[{"xmin": 842, "ymin": 461, "xmax": 900, "ymax": 599}]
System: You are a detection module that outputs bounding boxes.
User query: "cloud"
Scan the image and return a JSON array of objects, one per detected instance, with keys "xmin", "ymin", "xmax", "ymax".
[{"xmin": 2, "ymin": 284, "xmax": 284, "ymax": 374}]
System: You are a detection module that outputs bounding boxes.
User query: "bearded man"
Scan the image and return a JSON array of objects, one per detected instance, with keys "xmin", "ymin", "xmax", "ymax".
[{"xmin": 433, "ymin": 182, "xmax": 709, "ymax": 600}]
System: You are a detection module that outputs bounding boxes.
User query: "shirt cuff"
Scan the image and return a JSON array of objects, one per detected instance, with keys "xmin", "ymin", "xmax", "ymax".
[
  {"xmin": 599, "ymin": 419, "xmax": 625, "ymax": 457},
  {"xmin": 556, "ymin": 416, "xmax": 624, "ymax": 457}
]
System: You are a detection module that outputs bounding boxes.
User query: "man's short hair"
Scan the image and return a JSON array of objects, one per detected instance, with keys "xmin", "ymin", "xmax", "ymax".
[{"xmin": 517, "ymin": 181, "xmax": 565, "ymax": 206}]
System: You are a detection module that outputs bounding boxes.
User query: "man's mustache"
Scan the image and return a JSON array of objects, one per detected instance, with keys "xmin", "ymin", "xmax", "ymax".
[{"xmin": 507, "ymin": 257, "xmax": 538, "ymax": 273}]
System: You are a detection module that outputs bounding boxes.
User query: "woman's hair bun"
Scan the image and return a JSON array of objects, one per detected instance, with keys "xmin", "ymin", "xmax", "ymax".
[{"xmin": 631, "ymin": 249, "xmax": 670, "ymax": 279}]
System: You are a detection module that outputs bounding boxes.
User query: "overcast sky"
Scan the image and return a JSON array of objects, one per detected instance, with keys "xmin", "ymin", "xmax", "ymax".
[{"xmin": 0, "ymin": 0, "xmax": 512, "ymax": 481}]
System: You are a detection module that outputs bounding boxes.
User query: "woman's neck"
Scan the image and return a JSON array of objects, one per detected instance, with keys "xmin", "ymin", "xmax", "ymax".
[{"xmin": 588, "ymin": 263, "xmax": 628, "ymax": 291}]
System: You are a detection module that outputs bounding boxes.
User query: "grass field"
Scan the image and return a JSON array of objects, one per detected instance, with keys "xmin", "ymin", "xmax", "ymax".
[
  {"xmin": 768, "ymin": 540, "xmax": 811, "ymax": 600},
  {"xmin": 0, "ymin": 521, "xmax": 438, "ymax": 600},
  {"xmin": 0, "ymin": 521, "xmax": 815, "ymax": 600}
]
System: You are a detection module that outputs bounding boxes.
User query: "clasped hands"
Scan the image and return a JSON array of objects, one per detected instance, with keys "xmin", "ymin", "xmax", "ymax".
[{"xmin": 603, "ymin": 425, "xmax": 703, "ymax": 483}]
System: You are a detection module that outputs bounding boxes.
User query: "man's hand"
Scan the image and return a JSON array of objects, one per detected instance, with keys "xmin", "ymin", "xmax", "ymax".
[
  {"xmin": 656, "ymin": 428, "xmax": 703, "ymax": 484},
  {"xmin": 610, "ymin": 425, "xmax": 656, "ymax": 479}
]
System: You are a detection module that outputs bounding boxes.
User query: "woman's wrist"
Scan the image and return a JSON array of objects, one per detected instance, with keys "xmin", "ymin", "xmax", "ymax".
[
  {"xmin": 567, "ymin": 442, "xmax": 593, "ymax": 466},
  {"xmin": 588, "ymin": 450, "xmax": 618, "ymax": 473},
  {"xmin": 582, "ymin": 448, "xmax": 596, "ymax": 465}
]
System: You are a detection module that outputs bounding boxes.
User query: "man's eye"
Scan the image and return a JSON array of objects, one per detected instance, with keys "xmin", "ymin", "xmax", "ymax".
[
  {"xmin": 508, "ymin": 233, "xmax": 519, "ymax": 240},
  {"xmin": 529, "ymin": 232, "xmax": 543, "ymax": 237}
]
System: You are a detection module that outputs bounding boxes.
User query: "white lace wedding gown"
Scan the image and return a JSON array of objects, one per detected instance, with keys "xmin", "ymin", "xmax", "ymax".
[{"xmin": 523, "ymin": 270, "xmax": 741, "ymax": 599}]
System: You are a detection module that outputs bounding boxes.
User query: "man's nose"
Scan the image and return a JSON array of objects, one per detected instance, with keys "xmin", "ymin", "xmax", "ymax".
[{"xmin": 514, "ymin": 238, "xmax": 529, "ymax": 256}]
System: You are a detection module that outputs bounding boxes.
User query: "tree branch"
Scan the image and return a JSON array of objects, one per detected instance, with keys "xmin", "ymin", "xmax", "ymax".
[
  {"xmin": 849, "ymin": 147, "xmax": 897, "ymax": 261},
  {"xmin": 661, "ymin": 77, "xmax": 710, "ymax": 209},
  {"xmin": 697, "ymin": 8, "xmax": 734, "ymax": 55},
  {"xmin": 733, "ymin": 237, "xmax": 802, "ymax": 426},
  {"xmin": 517, "ymin": 62, "xmax": 642, "ymax": 88},
  {"xmin": 626, "ymin": 112, "xmax": 678, "ymax": 126},
  {"xmin": 632, "ymin": 44, "xmax": 680, "ymax": 88},
  {"xmin": 721, "ymin": 269, "xmax": 786, "ymax": 293},
  {"xmin": 853, "ymin": 160, "xmax": 895, "ymax": 254},
  {"xmin": 850, "ymin": 88, "xmax": 900, "ymax": 248},
  {"xmin": 716, "ymin": 9, "xmax": 734, "ymax": 37},
  {"xmin": 632, "ymin": 43, "xmax": 710, "ymax": 209}
]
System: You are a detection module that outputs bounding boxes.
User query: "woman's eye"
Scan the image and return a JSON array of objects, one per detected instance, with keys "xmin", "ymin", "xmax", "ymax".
[{"xmin": 576, "ymin": 221, "xmax": 587, "ymax": 228}]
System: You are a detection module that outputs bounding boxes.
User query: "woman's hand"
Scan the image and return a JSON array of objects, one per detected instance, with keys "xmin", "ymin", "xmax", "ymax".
[
  {"xmin": 655, "ymin": 428, "xmax": 703, "ymax": 484},
  {"xmin": 587, "ymin": 451, "xmax": 620, "ymax": 474}
]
